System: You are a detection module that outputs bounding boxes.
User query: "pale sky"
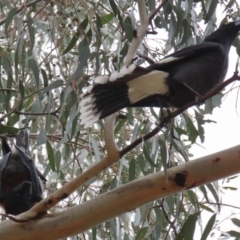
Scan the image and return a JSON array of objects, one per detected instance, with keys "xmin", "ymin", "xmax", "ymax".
[{"xmin": 191, "ymin": 46, "xmax": 240, "ymax": 239}]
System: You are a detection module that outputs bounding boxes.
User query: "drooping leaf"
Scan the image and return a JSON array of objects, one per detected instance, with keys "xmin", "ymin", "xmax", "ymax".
[
  {"xmin": 227, "ymin": 230, "xmax": 240, "ymax": 238},
  {"xmin": 135, "ymin": 227, "xmax": 148, "ymax": 240},
  {"xmin": 55, "ymin": 150, "xmax": 61, "ymax": 173},
  {"xmin": 0, "ymin": 124, "xmax": 19, "ymax": 134},
  {"xmin": 68, "ymin": 38, "xmax": 90, "ymax": 82},
  {"xmin": 206, "ymin": 183, "xmax": 219, "ymax": 204},
  {"xmin": 123, "ymin": 16, "xmax": 133, "ymax": 41},
  {"xmin": 62, "ymin": 30, "xmax": 80, "ymax": 55},
  {"xmin": 5, "ymin": 7, "xmax": 17, "ymax": 33},
  {"xmin": 42, "ymin": 80, "xmax": 63, "ymax": 94},
  {"xmin": 159, "ymin": 137, "xmax": 168, "ymax": 176},
  {"xmin": 27, "ymin": 16, "xmax": 35, "ymax": 52},
  {"xmin": 200, "ymin": 213, "xmax": 217, "ymax": 240},
  {"xmin": 46, "ymin": 140, "xmax": 56, "ymax": 171},
  {"xmin": 176, "ymin": 213, "xmax": 199, "ymax": 240},
  {"xmin": 204, "ymin": 0, "xmax": 218, "ymax": 23},
  {"xmin": 28, "ymin": 58, "xmax": 40, "ymax": 87},
  {"xmin": 37, "ymin": 127, "xmax": 47, "ymax": 144},
  {"xmin": 101, "ymin": 14, "xmax": 114, "ymax": 25},
  {"xmin": 231, "ymin": 218, "xmax": 240, "ymax": 228},
  {"xmin": 41, "ymin": 68, "xmax": 48, "ymax": 88}
]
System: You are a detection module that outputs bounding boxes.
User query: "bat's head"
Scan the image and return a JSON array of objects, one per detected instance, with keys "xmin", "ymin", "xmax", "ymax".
[{"xmin": 4, "ymin": 181, "xmax": 34, "ymax": 215}]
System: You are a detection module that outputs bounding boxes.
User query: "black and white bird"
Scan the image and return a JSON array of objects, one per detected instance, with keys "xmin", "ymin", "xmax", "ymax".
[{"xmin": 80, "ymin": 21, "xmax": 240, "ymax": 128}]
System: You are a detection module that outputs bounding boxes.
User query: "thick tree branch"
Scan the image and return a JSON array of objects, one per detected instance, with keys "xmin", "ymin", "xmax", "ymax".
[
  {"xmin": 104, "ymin": 113, "xmax": 120, "ymax": 159},
  {"xmin": 1, "ymin": 144, "xmax": 240, "ymax": 239}
]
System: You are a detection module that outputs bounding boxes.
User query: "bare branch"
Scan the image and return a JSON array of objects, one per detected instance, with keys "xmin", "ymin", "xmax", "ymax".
[
  {"xmin": 149, "ymin": 0, "xmax": 168, "ymax": 22},
  {"xmin": 15, "ymin": 108, "xmax": 59, "ymax": 116},
  {"xmin": 104, "ymin": 113, "xmax": 120, "ymax": 160},
  {"xmin": 1, "ymin": 144, "xmax": 240, "ymax": 239},
  {"xmin": 124, "ymin": 0, "xmax": 168, "ymax": 66}
]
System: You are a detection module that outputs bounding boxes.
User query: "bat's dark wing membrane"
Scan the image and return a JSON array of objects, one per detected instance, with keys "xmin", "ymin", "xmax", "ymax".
[
  {"xmin": 15, "ymin": 128, "xmax": 44, "ymax": 201},
  {"xmin": 16, "ymin": 128, "xmax": 31, "ymax": 156},
  {"xmin": 1, "ymin": 138, "xmax": 11, "ymax": 156},
  {"xmin": 16, "ymin": 128, "xmax": 47, "ymax": 183},
  {"xmin": 0, "ymin": 128, "xmax": 45, "ymax": 214},
  {"xmin": 0, "ymin": 153, "xmax": 11, "ymax": 203}
]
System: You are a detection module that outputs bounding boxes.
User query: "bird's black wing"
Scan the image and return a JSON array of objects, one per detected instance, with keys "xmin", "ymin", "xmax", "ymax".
[{"xmin": 148, "ymin": 42, "xmax": 222, "ymax": 69}]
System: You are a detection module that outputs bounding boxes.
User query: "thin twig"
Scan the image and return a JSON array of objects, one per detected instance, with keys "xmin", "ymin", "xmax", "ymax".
[
  {"xmin": 124, "ymin": 0, "xmax": 168, "ymax": 66},
  {"xmin": 149, "ymin": 0, "xmax": 168, "ymax": 22},
  {"xmin": 15, "ymin": 108, "xmax": 59, "ymax": 116}
]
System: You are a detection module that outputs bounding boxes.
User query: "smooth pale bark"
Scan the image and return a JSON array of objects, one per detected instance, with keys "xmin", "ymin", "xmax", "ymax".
[{"xmin": 0, "ymin": 145, "xmax": 239, "ymax": 240}]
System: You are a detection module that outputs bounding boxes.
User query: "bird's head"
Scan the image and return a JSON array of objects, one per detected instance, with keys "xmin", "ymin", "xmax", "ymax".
[{"xmin": 204, "ymin": 20, "xmax": 240, "ymax": 46}]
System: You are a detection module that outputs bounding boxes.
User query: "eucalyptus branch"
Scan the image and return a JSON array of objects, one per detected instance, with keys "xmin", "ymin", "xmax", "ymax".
[
  {"xmin": 124, "ymin": 0, "xmax": 168, "ymax": 66},
  {"xmin": 149, "ymin": 0, "xmax": 168, "ymax": 22},
  {"xmin": 15, "ymin": 108, "xmax": 59, "ymax": 116},
  {"xmin": 1, "ymin": 144, "xmax": 240, "ymax": 238},
  {"xmin": 137, "ymin": 51, "xmax": 155, "ymax": 64},
  {"xmin": 104, "ymin": 113, "xmax": 120, "ymax": 160}
]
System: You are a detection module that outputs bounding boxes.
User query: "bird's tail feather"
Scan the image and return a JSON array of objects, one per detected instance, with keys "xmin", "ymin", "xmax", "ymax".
[
  {"xmin": 80, "ymin": 64, "xmax": 169, "ymax": 128},
  {"xmin": 80, "ymin": 82, "xmax": 130, "ymax": 127}
]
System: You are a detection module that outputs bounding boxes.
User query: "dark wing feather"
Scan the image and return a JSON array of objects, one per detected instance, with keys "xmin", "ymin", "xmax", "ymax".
[{"xmin": 148, "ymin": 42, "xmax": 222, "ymax": 70}]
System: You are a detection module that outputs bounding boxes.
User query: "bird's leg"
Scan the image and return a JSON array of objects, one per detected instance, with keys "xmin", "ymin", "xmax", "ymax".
[
  {"xmin": 159, "ymin": 106, "xmax": 164, "ymax": 120},
  {"xmin": 182, "ymin": 83, "xmax": 204, "ymax": 105},
  {"xmin": 157, "ymin": 98, "xmax": 169, "ymax": 128}
]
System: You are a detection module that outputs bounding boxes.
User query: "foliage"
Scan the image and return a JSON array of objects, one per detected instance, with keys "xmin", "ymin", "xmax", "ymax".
[{"xmin": 0, "ymin": 0, "xmax": 240, "ymax": 239}]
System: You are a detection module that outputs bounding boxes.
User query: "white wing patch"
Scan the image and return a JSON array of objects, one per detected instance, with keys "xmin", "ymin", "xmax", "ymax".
[
  {"xmin": 127, "ymin": 71, "xmax": 169, "ymax": 104},
  {"xmin": 95, "ymin": 75, "xmax": 109, "ymax": 84},
  {"xmin": 157, "ymin": 56, "xmax": 183, "ymax": 64},
  {"xmin": 90, "ymin": 64, "xmax": 137, "ymax": 84}
]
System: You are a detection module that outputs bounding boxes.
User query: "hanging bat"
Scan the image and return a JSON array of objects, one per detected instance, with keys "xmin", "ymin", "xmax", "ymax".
[{"xmin": 0, "ymin": 128, "xmax": 46, "ymax": 215}]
